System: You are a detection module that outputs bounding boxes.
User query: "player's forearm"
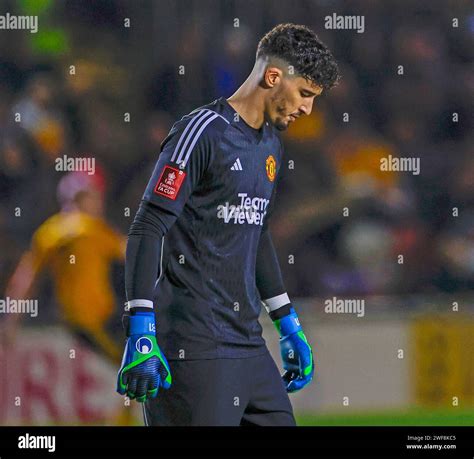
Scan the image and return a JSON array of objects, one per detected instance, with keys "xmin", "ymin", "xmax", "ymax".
[
  {"xmin": 125, "ymin": 234, "xmax": 162, "ymax": 304},
  {"xmin": 5, "ymin": 252, "xmax": 37, "ymax": 300},
  {"xmin": 256, "ymin": 228, "xmax": 292, "ymax": 320},
  {"xmin": 125, "ymin": 200, "xmax": 176, "ymax": 309},
  {"xmin": 2, "ymin": 253, "xmax": 38, "ymax": 339}
]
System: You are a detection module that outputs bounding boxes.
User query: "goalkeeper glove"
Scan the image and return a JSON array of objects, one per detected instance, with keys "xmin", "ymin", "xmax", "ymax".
[
  {"xmin": 116, "ymin": 311, "xmax": 171, "ymax": 402},
  {"xmin": 274, "ymin": 307, "xmax": 314, "ymax": 393}
]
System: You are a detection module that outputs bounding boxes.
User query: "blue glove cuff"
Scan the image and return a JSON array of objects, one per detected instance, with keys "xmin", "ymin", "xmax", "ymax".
[
  {"xmin": 277, "ymin": 309, "xmax": 302, "ymax": 337},
  {"xmin": 128, "ymin": 311, "xmax": 156, "ymax": 336}
]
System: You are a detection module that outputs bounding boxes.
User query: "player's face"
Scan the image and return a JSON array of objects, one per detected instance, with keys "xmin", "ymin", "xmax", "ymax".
[
  {"xmin": 76, "ymin": 189, "xmax": 104, "ymax": 217},
  {"xmin": 266, "ymin": 76, "xmax": 322, "ymax": 131}
]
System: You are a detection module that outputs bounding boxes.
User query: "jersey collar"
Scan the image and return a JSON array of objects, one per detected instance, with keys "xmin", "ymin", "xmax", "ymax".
[{"xmin": 219, "ymin": 97, "xmax": 267, "ymax": 144}]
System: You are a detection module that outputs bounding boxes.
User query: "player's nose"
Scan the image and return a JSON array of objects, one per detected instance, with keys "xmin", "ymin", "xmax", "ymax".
[{"xmin": 300, "ymin": 100, "xmax": 314, "ymax": 116}]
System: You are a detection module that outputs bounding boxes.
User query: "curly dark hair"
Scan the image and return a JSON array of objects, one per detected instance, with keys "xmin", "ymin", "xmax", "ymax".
[{"xmin": 256, "ymin": 23, "xmax": 341, "ymax": 90}]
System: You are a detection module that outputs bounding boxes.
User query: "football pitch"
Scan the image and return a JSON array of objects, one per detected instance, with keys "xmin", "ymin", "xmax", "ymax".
[{"xmin": 297, "ymin": 408, "xmax": 474, "ymax": 426}]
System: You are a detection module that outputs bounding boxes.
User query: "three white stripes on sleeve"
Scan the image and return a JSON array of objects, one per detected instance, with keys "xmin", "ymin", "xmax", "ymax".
[{"xmin": 170, "ymin": 109, "xmax": 229, "ymax": 168}]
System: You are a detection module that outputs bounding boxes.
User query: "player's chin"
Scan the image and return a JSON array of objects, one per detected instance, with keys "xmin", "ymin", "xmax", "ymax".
[{"xmin": 274, "ymin": 119, "xmax": 289, "ymax": 131}]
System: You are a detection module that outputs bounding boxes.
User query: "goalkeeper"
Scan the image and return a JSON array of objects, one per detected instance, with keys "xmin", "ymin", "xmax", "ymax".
[{"xmin": 117, "ymin": 23, "xmax": 340, "ymax": 425}]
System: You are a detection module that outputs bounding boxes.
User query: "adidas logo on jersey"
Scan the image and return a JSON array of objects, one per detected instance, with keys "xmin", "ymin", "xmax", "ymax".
[{"xmin": 230, "ymin": 158, "xmax": 243, "ymax": 171}]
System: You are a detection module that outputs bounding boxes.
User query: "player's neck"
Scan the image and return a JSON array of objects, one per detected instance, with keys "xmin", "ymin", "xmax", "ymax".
[{"xmin": 227, "ymin": 84, "xmax": 266, "ymax": 130}]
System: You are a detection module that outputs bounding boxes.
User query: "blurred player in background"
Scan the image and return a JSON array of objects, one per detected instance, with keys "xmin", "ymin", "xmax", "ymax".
[
  {"xmin": 2, "ymin": 169, "xmax": 126, "ymax": 364},
  {"xmin": 117, "ymin": 23, "xmax": 340, "ymax": 426}
]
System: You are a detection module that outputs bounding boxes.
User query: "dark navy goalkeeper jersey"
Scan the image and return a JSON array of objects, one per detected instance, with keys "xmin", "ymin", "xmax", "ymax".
[{"xmin": 142, "ymin": 97, "xmax": 283, "ymax": 359}]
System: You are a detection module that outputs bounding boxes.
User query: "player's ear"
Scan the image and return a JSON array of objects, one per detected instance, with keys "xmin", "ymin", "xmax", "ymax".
[{"xmin": 263, "ymin": 66, "xmax": 283, "ymax": 89}]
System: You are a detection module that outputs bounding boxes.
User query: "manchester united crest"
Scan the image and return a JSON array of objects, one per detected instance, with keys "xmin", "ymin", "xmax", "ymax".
[{"xmin": 265, "ymin": 155, "xmax": 276, "ymax": 182}]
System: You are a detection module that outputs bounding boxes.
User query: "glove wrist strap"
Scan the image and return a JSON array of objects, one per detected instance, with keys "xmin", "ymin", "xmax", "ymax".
[
  {"xmin": 274, "ymin": 308, "xmax": 302, "ymax": 337},
  {"xmin": 128, "ymin": 311, "xmax": 156, "ymax": 336}
]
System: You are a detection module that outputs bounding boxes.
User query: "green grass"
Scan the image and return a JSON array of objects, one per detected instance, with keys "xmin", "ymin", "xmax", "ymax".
[{"xmin": 297, "ymin": 408, "xmax": 474, "ymax": 426}]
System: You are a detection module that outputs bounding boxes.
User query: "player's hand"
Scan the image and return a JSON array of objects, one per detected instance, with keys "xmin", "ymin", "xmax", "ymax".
[
  {"xmin": 275, "ymin": 309, "xmax": 314, "ymax": 393},
  {"xmin": 116, "ymin": 311, "xmax": 172, "ymax": 402}
]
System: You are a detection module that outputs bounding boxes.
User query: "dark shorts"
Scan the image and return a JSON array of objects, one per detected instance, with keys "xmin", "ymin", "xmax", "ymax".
[{"xmin": 143, "ymin": 349, "xmax": 296, "ymax": 426}]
